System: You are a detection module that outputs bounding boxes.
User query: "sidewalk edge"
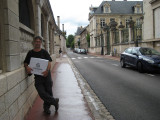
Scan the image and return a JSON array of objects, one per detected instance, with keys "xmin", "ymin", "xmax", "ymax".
[{"xmin": 67, "ymin": 55, "xmax": 115, "ymax": 120}]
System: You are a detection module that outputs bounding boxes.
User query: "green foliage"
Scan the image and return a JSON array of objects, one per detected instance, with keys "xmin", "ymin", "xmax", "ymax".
[
  {"xmin": 71, "ymin": 40, "xmax": 75, "ymax": 49},
  {"xmin": 66, "ymin": 34, "xmax": 74, "ymax": 48},
  {"xmin": 78, "ymin": 41, "xmax": 80, "ymax": 47},
  {"xmin": 86, "ymin": 33, "xmax": 90, "ymax": 47}
]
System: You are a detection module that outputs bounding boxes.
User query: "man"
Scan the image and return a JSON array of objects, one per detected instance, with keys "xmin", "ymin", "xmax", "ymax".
[
  {"xmin": 59, "ymin": 48, "xmax": 62, "ymax": 59},
  {"xmin": 24, "ymin": 36, "xmax": 59, "ymax": 114}
]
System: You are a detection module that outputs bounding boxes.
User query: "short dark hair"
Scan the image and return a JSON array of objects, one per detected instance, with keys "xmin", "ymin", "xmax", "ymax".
[{"xmin": 33, "ymin": 36, "xmax": 42, "ymax": 42}]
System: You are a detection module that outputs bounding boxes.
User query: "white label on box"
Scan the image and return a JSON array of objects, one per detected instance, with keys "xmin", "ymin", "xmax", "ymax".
[{"xmin": 29, "ymin": 57, "xmax": 48, "ymax": 76}]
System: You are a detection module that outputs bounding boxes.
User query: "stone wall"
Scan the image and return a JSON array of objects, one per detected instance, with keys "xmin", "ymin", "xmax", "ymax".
[{"xmin": 0, "ymin": 0, "xmax": 59, "ymax": 119}]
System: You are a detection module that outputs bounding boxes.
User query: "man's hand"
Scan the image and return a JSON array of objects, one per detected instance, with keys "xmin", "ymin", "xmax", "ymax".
[
  {"xmin": 25, "ymin": 66, "xmax": 32, "ymax": 74},
  {"xmin": 42, "ymin": 70, "xmax": 49, "ymax": 77}
]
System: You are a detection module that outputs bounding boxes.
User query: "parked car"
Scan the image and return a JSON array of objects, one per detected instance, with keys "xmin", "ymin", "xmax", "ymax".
[
  {"xmin": 120, "ymin": 47, "xmax": 160, "ymax": 73},
  {"xmin": 77, "ymin": 49, "xmax": 81, "ymax": 54},
  {"xmin": 80, "ymin": 49, "xmax": 87, "ymax": 54}
]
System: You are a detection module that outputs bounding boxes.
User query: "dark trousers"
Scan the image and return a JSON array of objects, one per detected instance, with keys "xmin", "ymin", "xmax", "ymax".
[{"xmin": 34, "ymin": 71, "xmax": 56, "ymax": 110}]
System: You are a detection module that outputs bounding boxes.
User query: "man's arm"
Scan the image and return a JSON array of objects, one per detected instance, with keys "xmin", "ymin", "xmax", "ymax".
[
  {"xmin": 24, "ymin": 63, "xmax": 32, "ymax": 74},
  {"xmin": 42, "ymin": 61, "xmax": 51, "ymax": 77}
]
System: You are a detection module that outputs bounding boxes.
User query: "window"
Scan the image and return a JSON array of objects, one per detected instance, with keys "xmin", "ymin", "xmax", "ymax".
[
  {"xmin": 105, "ymin": 6, "xmax": 109, "ymax": 13},
  {"xmin": 19, "ymin": 0, "xmax": 31, "ymax": 28},
  {"xmin": 132, "ymin": 48, "xmax": 139, "ymax": 55},
  {"xmin": 137, "ymin": 7, "xmax": 140, "ymax": 13},
  {"xmin": 100, "ymin": 18, "xmax": 105, "ymax": 27},
  {"xmin": 125, "ymin": 19, "xmax": 130, "ymax": 28},
  {"xmin": 136, "ymin": 18, "xmax": 140, "ymax": 26},
  {"xmin": 41, "ymin": 14, "xmax": 44, "ymax": 37},
  {"xmin": 110, "ymin": 18, "xmax": 115, "ymax": 22},
  {"xmin": 154, "ymin": 7, "xmax": 160, "ymax": 38},
  {"xmin": 125, "ymin": 48, "xmax": 132, "ymax": 54}
]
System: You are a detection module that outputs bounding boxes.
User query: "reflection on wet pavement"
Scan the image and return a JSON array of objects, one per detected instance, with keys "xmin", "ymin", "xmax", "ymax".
[{"xmin": 25, "ymin": 56, "xmax": 93, "ymax": 120}]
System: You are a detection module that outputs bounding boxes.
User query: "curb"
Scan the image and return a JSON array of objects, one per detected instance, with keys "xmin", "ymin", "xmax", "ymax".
[{"xmin": 67, "ymin": 55, "xmax": 115, "ymax": 120}]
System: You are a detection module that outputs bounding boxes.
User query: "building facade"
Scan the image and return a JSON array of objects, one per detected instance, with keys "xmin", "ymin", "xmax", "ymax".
[
  {"xmin": 88, "ymin": 0, "xmax": 143, "ymax": 55},
  {"xmin": 0, "ymin": 0, "xmax": 64, "ymax": 119},
  {"xmin": 142, "ymin": 0, "xmax": 160, "ymax": 51},
  {"xmin": 79, "ymin": 25, "xmax": 89, "ymax": 50},
  {"xmin": 74, "ymin": 27, "xmax": 83, "ymax": 48}
]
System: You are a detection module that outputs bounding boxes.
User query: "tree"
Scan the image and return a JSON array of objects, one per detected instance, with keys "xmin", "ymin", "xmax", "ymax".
[
  {"xmin": 66, "ymin": 34, "xmax": 74, "ymax": 48},
  {"xmin": 71, "ymin": 40, "xmax": 75, "ymax": 49}
]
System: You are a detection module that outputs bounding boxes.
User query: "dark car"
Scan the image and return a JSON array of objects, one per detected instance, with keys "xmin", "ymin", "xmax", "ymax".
[{"xmin": 120, "ymin": 47, "xmax": 160, "ymax": 73}]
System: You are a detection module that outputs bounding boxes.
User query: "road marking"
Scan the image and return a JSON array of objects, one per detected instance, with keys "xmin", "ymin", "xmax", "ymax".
[
  {"xmin": 90, "ymin": 57, "xmax": 95, "ymax": 58},
  {"xmin": 84, "ymin": 57, "xmax": 88, "ymax": 58},
  {"xmin": 71, "ymin": 58, "xmax": 76, "ymax": 60},
  {"xmin": 112, "ymin": 64, "xmax": 119, "ymax": 67},
  {"xmin": 146, "ymin": 74, "xmax": 155, "ymax": 77},
  {"xmin": 96, "ymin": 57, "xmax": 102, "ymax": 58},
  {"xmin": 78, "ymin": 57, "xmax": 82, "ymax": 59}
]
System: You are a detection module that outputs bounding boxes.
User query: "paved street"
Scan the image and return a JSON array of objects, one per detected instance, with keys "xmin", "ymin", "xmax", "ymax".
[{"xmin": 67, "ymin": 50, "xmax": 160, "ymax": 120}]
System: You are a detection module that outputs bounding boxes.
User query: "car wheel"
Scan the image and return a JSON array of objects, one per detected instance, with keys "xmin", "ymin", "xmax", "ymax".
[
  {"xmin": 137, "ymin": 62, "xmax": 143, "ymax": 73},
  {"xmin": 120, "ymin": 59, "xmax": 126, "ymax": 68}
]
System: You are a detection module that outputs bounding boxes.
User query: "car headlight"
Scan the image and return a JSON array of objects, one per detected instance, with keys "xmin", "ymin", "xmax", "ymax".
[{"xmin": 143, "ymin": 58, "xmax": 154, "ymax": 64}]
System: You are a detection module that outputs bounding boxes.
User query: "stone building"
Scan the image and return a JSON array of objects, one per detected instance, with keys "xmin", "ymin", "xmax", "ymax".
[
  {"xmin": 142, "ymin": 0, "xmax": 160, "ymax": 51},
  {"xmin": 79, "ymin": 25, "xmax": 89, "ymax": 50},
  {"xmin": 74, "ymin": 26, "xmax": 83, "ymax": 48},
  {"xmin": 88, "ymin": 0, "xmax": 143, "ymax": 55},
  {"xmin": 0, "ymin": 0, "xmax": 64, "ymax": 119},
  {"xmin": 54, "ymin": 17, "xmax": 66, "ymax": 57}
]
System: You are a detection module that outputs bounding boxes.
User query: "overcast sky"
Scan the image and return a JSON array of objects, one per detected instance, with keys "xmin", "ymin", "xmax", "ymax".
[{"xmin": 50, "ymin": 0, "xmax": 143, "ymax": 36}]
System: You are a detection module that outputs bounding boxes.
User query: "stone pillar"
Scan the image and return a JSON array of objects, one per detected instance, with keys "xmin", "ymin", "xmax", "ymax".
[
  {"xmin": 119, "ymin": 29, "xmax": 122, "ymax": 53},
  {"xmin": 110, "ymin": 32, "xmax": 113, "ymax": 55},
  {"xmin": 52, "ymin": 28, "xmax": 55, "ymax": 54},
  {"xmin": 44, "ymin": 16, "xmax": 49, "ymax": 52},
  {"xmin": 35, "ymin": 1, "xmax": 41, "ymax": 36},
  {"xmin": 129, "ymin": 28, "xmax": 132, "ymax": 45},
  {"xmin": 49, "ymin": 27, "xmax": 53, "ymax": 55},
  {"xmin": 4, "ymin": 0, "xmax": 20, "ymax": 71}
]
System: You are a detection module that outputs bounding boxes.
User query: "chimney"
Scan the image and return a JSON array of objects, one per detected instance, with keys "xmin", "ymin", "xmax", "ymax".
[
  {"xmin": 62, "ymin": 24, "xmax": 64, "ymax": 32},
  {"xmin": 57, "ymin": 16, "xmax": 60, "ymax": 29}
]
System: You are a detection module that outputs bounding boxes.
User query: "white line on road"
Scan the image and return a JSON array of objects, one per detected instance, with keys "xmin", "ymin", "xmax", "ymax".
[
  {"xmin": 71, "ymin": 58, "xmax": 76, "ymax": 60},
  {"xmin": 84, "ymin": 57, "xmax": 88, "ymax": 58},
  {"xmin": 90, "ymin": 57, "xmax": 95, "ymax": 58},
  {"xmin": 78, "ymin": 57, "xmax": 82, "ymax": 59}
]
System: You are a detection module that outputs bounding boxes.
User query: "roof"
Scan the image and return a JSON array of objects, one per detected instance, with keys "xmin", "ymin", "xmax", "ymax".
[
  {"xmin": 94, "ymin": 1, "xmax": 143, "ymax": 14},
  {"xmin": 75, "ymin": 27, "xmax": 83, "ymax": 35}
]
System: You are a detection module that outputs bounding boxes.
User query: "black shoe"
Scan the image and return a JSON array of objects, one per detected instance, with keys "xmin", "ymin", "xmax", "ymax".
[
  {"xmin": 44, "ymin": 109, "xmax": 51, "ymax": 114},
  {"xmin": 55, "ymin": 98, "xmax": 59, "ymax": 112}
]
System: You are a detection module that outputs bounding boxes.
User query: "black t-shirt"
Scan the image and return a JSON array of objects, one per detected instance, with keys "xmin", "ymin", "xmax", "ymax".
[{"xmin": 24, "ymin": 49, "xmax": 52, "ymax": 65}]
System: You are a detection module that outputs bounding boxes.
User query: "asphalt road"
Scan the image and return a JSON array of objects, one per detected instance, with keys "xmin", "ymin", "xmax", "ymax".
[{"xmin": 67, "ymin": 51, "xmax": 160, "ymax": 120}]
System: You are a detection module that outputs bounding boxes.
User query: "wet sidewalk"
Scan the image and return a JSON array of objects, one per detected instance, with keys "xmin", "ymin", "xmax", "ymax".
[{"xmin": 25, "ymin": 55, "xmax": 93, "ymax": 120}]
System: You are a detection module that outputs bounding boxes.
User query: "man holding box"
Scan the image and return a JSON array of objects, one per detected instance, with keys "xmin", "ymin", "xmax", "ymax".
[{"xmin": 24, "ymin": 36, "xmax": 59, "ymax": 114}]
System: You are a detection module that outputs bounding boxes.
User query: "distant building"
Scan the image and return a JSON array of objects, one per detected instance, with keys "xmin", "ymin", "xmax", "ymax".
[
  {"xmin": 74, "ymin": 26, "xmax": 83, "ymax": 48},
  {"xmin": 79, "ymin": 25, "xmax": 89, "ymax": 50},
  {"xmin": 88, "ymin": 0, "xmax": 143, "ymax": 55}
]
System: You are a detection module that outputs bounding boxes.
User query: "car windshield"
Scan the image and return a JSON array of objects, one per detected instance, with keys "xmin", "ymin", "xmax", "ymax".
[{"xmin": 139, "ymin": 48, "xmax": 160, "ymax": 55}]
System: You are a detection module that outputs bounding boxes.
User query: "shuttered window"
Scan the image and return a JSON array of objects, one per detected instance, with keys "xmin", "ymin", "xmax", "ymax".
[{"xmin": 154, "ymin": 7, "xmax": 160, "ymax": 38}]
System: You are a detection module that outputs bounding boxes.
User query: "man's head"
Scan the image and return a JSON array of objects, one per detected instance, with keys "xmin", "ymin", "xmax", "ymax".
[{"xmin": 33, "ymin": 36, "xmax": 42, "ymax": 49}]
